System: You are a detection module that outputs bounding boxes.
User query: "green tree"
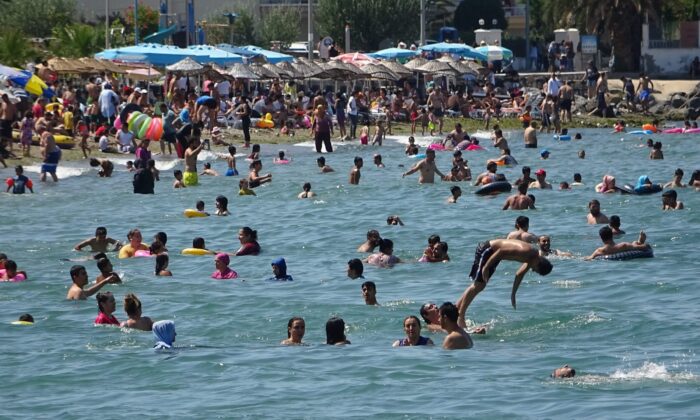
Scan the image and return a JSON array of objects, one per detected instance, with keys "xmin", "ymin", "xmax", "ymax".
[
  {"xmin": 453, "ymin": 0, "xmax": 507, "ymax": 44},
  {"xmin": 51, "ymin": 24, "xmax": 104, "ymax": 58},
  {"xmin": 0, "ymin": 32, "xmax": 36, "ymax": 67},
  {"xmin": 124, "ymin": 4, "xmax": 160, "ymax": 39},
  {"xmin": 203, "ymin": 9, "xmax": 258, "ymax": 46},
  {"xmin": 0, "ymin": 0, "xmax": 76, "ymax": 38},
  {"xmin": 258, "ymin": 7, "xmax": 301, "ymax": 49},
  {"xmin": 316, "ymin": 0, "xmax": 421, "ymax": 51}
]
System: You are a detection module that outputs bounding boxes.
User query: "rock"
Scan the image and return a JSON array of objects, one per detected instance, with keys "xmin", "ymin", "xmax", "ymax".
[
  {"xmin": 665, "ymin": 108, "xmax": 688, "ymax": 121},
  {"xmin": 687, "ymin": 108, "xmax": 700, "ymax": 120},
  {"xmin": 584, "ymin": 98, "xmax": 597, "ymax": 112},
  {"xmin": 686, "ymin": 96, "xmax": 700, "ymax": 109},
  {"xmin": 649, "ymin": 103, "xmax": 668, "ymax": 115},
  {"xmin": 671, "ymin": 94, "xmax": 686, "ymax": 108},
  {"xmin": 689, "ymin": 83, "xmax": 700, "ymax": 98}
]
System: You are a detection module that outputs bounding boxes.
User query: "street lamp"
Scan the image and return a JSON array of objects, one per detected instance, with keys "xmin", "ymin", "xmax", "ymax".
[{"xmin": 478, "ymin": 18, "xmax": 485, "ymax": 27}]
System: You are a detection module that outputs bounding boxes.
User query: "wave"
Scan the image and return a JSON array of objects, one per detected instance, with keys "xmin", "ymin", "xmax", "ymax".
[
  {"xmin": 576, "ymin": 362, "xmax": 697, "ymax": 385},
  {"xmin": 22, "ymin": 164, "xmax": 88, "ymax": 179}
]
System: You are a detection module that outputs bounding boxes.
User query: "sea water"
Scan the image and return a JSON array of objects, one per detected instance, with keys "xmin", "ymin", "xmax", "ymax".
[{"xmin": 1, "ymin": 128, "xmax": 699, "ymax": 418}]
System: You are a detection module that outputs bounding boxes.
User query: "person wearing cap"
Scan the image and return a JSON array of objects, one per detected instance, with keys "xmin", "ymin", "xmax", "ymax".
[
  {"xmin": 540, "ymin": 149, "xmax": 550, "ymax": 160},
  {"xmin": 269, "ymin": 258, "xmax": 293, "ymax": 281},
  {"xmin": 210, "ymin": 127, "xmax": 227, "ymax": 146},
  {"xmin": 211, "ymin": 253, "xmax": 238, "ymax": 279},
  {"xmin": 529, "ymin": 169, "xmax": 552, "ymax": 189}
]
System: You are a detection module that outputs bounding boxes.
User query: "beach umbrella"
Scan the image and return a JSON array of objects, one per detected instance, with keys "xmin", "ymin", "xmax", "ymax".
[
  {"xmin": 319, "ymin": 60, "xmax": 363, "ymax": 80},
  {"xmin": 291, "ymin": 60, "xmax": 323, "ymax": 79},
  {"xmin": 437, "ymin": 56, "xmax": 476, "ymax": 75},
  {"xmin": 276, "ymin": 61, "xmax": 302, "ymax": 79},
  {"xmin": 416, "ymin": 60, "xmax": 460, "ymax": 76},
  {"xmin": 126, "ymin": 67, "xmax": 162, "ymax": 81},
  {"xmin": 367, "ymin": 47, "xmax": 419, "ymax": 60},
  {"xmin": 476, "ymin": 45, "xmax": 513, "ymax": 61},
  {"xmin": 46, "ymin": 57, "xmax": 85, "ymax": 74},
  {"xmin": 403, "ymin": 57, "xmax": 429, "ymax": 71},
  {"xmin": 419, "ymin": 42, "xmax": 487, "ymax": 61},
  {"xmin": 379, "ymin": 60, "xmax": 412, "ymax": 78},
  {"xmin": 332, "ymin": 52, "xmax": 378, "ymax": 66},
  {"xmin": 297, "ymin": 57, "xmax": 328, "ymax": 78},
  {"xmin": 166, "ymin": 57, "xmax": 204, "ymax": 75},
  {"xmin": 359, "ymin": 63, "xmax": 401, "ymax": 81},
  {"xmin": 227, "ymin": 63, "xmax": 260, "ymax": 80},
  {"xmin": 250, "ymin": 63, "xmax": 280, "ymax": 79}
]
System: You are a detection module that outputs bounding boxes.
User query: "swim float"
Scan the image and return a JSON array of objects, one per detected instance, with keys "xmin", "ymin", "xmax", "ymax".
[
  {"xmin": 619, "ymin": 184, "xmax": 663, "ymax": 195},
  {"xmin": 428, "ymin": 143, "xmax": 446, "ymax": 151},
  {"xmin": 181, "ymin": 248, "xmax": 214, "ymax": 256},
  {"xmin": 0, "ymin": 269, "xmax": 26, "ymax": 282},
  {"xmin": 555, "ymin": 135, "xmax": 571, "ymax": 141},
  {"xmin": 628, "ymin": 130, "xmax": 653, "ymax": 135},
  {"xmin": 134, "ymin": 250, "xmax": 152, "ymax": 257},
  {"xmin": 11, "ymin": 320, "xmax": 34, "ymax": 325},
  {"xmin": 274, "ymin": 159, "xmax": 290, "ymax": 164},
  {"xmin": 408, "ymin": 153, "xmax": 426, "ymax": 159},
  {"xmin": 475, "ymin": 181, "xmax": 512, "ymax": 196},
  {"xmin": 183, "ymin": 209, "xmax": 209, "ymax": 218},
  {"xmin": 594, "ymin": 248, "xmax": 654, "ymax": 261},
  {"xmin": 642, "ymin": 124, "xmax": 658, "ymax": 133}
]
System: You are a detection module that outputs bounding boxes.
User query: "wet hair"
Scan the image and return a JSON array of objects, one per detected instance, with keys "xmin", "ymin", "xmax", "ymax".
[
  {"xmin": 589, "ymin": 199, "xmax": 601, "ymax": 208},
  {"xmin": 216, "ymin": 195, "xmax": 228, "ymax": 211},
  {"xmin": 192, "ymin": 237, "xmax": 206, "ymax": 249},
  {"xmin": 609, "ymin": 215, "xmax": 621, "ymax": 228},
  {"xmin": 653, "ymin": 141, "xmax": 662, "ymax": 150},
  {"xmin": 95, "ymin": 226, "xmax": 107, "ymax": 236},
  {"xmin": 404, "ymin": 315, "xmax": 421, "ymax": 328},
  {"xmin": 126, "ymin": 228, "xmax": 141, "ymax": 241},
  {"xmin": 537, "ymin": 257, "xmax": 553, "ymax": 275},
  {"xmin": 155, "ymin": 254, "xmax": 169, "ymax": 275},
  {"xmin": 435, "ymin": 241, "xmax": 448, "ymax": 256},
  {"xmin": 361, "ymin": 280, "xmax": 376, "ymax": 293},
  {"xmin": 451, "ymin": 185, "xmax": 461, "ymax": 195},
  {"xmin": 354, "ymin": 156, "xmax": 363, "ymax": 165},
  {"xmin": 317, "ymin": 156, "xmax": 326, "ymax": 165},
  {"xmin": 366, "ymin": 229, "xmax": 381, "ymax": 241},
  {"xmin": 89, "ymin": 158, "xmax": 100, "ymax": 167},
  {"xmin": 240, "ymin": 227, "xmax": 257, "ymax": 241},
  {"xmin": 4, "ymin": 260, "xmax": 17, "ymax": 272},
  {"xmin": 18, "ymin": 313, "xmax": 34, "ymax": 323},
  {"xmin": 325, "ymin": 317, "xmax": 347, "ymax": 345},
  {"xmin": 378, "ymin": 238, "xmax": 394, "ymax": 254},
  {"xmin": 302, "ymin": 182, "xmax": 311, "ymax": 192},
  {"xmin": 123, "ymin": 293, "xmax": 142, "ymax": 317},
  {"xmin": 674, "ymin": 168, "xmax": 684, "ymax": 177},
  {"xmin": 690, "ymin": 170, "xmax": 700, "ymax": 184},
  {"xmin": 196, "ymin": 200, "xmax": 205, "ymax": 211},
  {"xmin": 494, "ymin": 129, "xmax": 503, "ymax": 137},
  {"xmin": 487, "ymin": 161, "xmax": 498, "ymax": 171},
  {"xmin": 149, "ymin": 240, "xmax": 164, "ymax": 254},
  {"xmin": 174, "ymin": 169, "xmax": 183, "ymax": 177},
  {"xmin": 522, "ymin": 166, "xmax": 531, "ymax": 174},
  {"xmin": 278, "ymin": 150, "xmax": 285, "ymax": 159},
  {"xmin": 419, "ymin": 303, "xmax": 434, "ymax": 324},
  {"xmin": 517, "ymin": 182, "xmax": 528, "ymax": 194},
  {"xmin": 374, "ymin": 154, "xmax": 382, "ymax": 162},
  {"xmin": 252, "ymin": 144, "xmax": 260, "ymax": 152},
  {"xmin": 662, "ymin": 189, "xmax": 677, "ymax": 200},
  {"xmin": 96, "ymin": 291, "xmax": 114, "ymax": 313},
  {"xmin": 228, "ymin": 145, "xmax": 237, "ymax": 155},
  {"xmin": 96, "ymin": 257, "xmax": 112, "ymax": 273},
  {"xmin": 560, "ymin": 181, "xmax": 570, "ymax": 189},
  {"xmin": 453, "ymin": 150, "xmax": 462, "ymax": 158},
  {"xmin": 286, "ymin": 317, "xmax": 305, "ymax": 338},
  {"xmin": 154, "ymin": 232, "xmax": 167, "ymax": 246},
  {"xmin": 439, "ymin": 302, "xmax": 458, "ymax": 323},
  {"xmin": 646, "ymin": 138, "xmax": 654, "ymax": 147},
  {"xmin": 204, "ymin": 162, "xmax": 211, "ymax": 169},
  {"xmin": 70, "ymin": 265, "xmax": 86, "ymax": 280},
  {"xmin": 599, "ymin": 226, "xmax": 614, "ymax": 241},
  {"xmin": 428, "ymin": 234, "xmax": 441, "ymax": 245},
  {"xmin": 515, "ymin": 215, "xmax": 529, "ymax": 229},
  {"xmin": 573, "ymin": 173, "xmax": 582, "ymax": 182},
  {"xmin": 348, "ymin": 258, "xmax": 364, "ymax": 276},
  {"xmin": 528, "ymin": 194, "xmax": 536, "ymax": 204}
]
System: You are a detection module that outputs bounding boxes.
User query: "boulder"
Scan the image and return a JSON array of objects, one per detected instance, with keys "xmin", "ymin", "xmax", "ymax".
[
  {"xmin": 664, "ymin": 108, "xmax": 688, "ymax": 121},
  {"xmin": 686, "ymin": 96, "xmax": 700, "ymax": 109},
  {"xmin": 671, "ymin": 93, "xmax": 686, "ymax": 108}
]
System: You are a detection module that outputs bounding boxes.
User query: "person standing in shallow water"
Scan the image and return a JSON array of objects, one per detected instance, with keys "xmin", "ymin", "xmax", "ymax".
[
  {"xmin": 281, "ymin": 317, "xmax": 305, "ymax": 345},
  {"xmin": 393, "ymin": 316, "xmax": 434, "ymax": 347}
]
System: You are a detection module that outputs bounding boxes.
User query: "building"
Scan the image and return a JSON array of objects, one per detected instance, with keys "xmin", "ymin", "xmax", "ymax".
[{"xmin": 642, "ymin": 19, "xmax": 700, "ymax": 75}]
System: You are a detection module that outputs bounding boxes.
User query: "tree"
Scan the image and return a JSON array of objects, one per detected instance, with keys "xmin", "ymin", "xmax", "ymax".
[
  {"xmin": 316, "ymin": 0, "xmax": 421, "ymax": 51},
  {"xmin": 453, "ymin": 0, "xmax": 507, "ymax": 44},
  {"xmin": 124, "ymin": 4, "xmax": 160, "ymax": 40},
  {"xmin": 258, "ymin": 7, "xmax": 301, "ymax": 49},
  {"xmin": 426, "ymin": 0, "xmax": 461, "ymax": 37},
  {"xmin": 0, "ymin": 32, "xmax": 36, "ymax": 67},
  {"xmin": 0, "ymin": 0, "xmax": 76, "ymax": 38},
  {"xmin": 203, "ymin": 9, "xmax": 258, "ymax": 46},
  {"xmin": 51, "ymin": 24, "xmax": 104, "ymax": 58}
]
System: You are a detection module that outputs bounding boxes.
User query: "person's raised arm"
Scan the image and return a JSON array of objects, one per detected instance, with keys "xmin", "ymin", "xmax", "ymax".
[
  {"xmin": 510, "ymin": 262, "xmax": 530, "ymax": 309},
  {"xmin": 74, "ymin": 237, "xmax": 94, "ymax": 251},
  {"xmin": 83, "ymin": 274, "xmax": 118, "ymax": 297},
  {"xmin": 402, "ymin": 161, "xmax": 422, "ymax": 178}
]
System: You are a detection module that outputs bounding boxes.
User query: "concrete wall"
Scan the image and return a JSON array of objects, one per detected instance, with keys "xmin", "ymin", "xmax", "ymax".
[
  {"xmin": 642, "ymin": 22, "xmax": 700, "ymax": 75},
  {"xmin": 76, "ymin": 0, "xmax": 258, "ymax": 24}
]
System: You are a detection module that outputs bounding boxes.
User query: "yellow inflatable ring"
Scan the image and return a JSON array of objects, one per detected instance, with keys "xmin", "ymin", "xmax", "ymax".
[
  {"xmin": 181, "ymin": 248, "xmax": 214, "ymax": 256},
  {"xmin": 11, "ymin": 320, "xmax": 34, "ymax": 325},
  {"xmin": 183, "ymin": 209, "xmax": 209, "ymax": 218}
]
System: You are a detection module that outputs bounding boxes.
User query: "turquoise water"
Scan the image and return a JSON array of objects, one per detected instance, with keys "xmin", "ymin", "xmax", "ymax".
[{"xmin": 1, "ymin": 128, "xmax": 699, "ymax": 418}]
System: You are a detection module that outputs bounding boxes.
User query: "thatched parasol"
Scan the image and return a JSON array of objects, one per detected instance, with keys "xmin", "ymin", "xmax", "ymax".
[
  {"xmin": 47, "ymin": 57, "xmax": 84, "ymax": 73},
  {"xmin": 227, "ymin": 63, "xmax": 260, "ymax": 80},
  {"xmin": 379, "ymin": 60, "xmax": 412, "ymax": 78},
  {"xmin": 403, "ymin": 57, "xmax": 429, "ymax": 71},
  {"xmin": 291, "ymin": 60, "xmax": 324, "ymax": 78},
  {"xmin": 166, "ymin": 57, "xmax": 204, "ymax": 75},
  {"xmin": 360, "ymin": 63, "xmax": 401, "ymax": 81},
  {"xmin": 276, "ymin": 61, "xmax": 302, "ymax": 79},
  {"xmin": 250, "ymin": 63, "xmax": 280, "ymax": 79},
  {"xmin": 416, "ymin": 60, "xmax": 460, "ymax": 76}
]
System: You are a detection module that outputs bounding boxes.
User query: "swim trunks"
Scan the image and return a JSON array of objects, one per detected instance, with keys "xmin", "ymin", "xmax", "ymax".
[
  {"xmin": 225, "ymin": 168, "xmax": 238, "ymax": 176},
  {"xmin": 41, "ymin": 150, "xmax": 61, "ymax": 174},
  {"xmin": 433, "ymin": 108, "xmax": 444, "ymax": 118},
  {"xmin": 183, "ymin": 171, "xmax": 198, "ymax": 186},
  {"xmin": 524, "ymin": 144, "xmax": 537, "ymax": 149},
  {"xmin": 560, "ymin": 99, "xmax": 572, "ymax": 111},
  {"xmin": 469, "ymin": 241, "xmax": 499, "ymax": 284},
  {"xmin": 0, "ymin": 119, "xmax": 12, "ymax": 138}
]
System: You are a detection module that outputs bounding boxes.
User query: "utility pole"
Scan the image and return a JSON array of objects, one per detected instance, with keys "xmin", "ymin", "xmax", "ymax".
[
  {"xmin": 105, "ymin": 0, "xmax": 110, "ymax": 49},
  {"xmin": 134, "ymin": 0, "xmax": 139, "ymax": 44},
  {"xmin": 420, "ymin": 0, "xmax": 426, "ymax": 46},
  {"xmin": 307, "ymin": 0, "xmax": 314, "ymax": 59},
  {"xmin": 525, "ymin": 0, "xmax": 530, "ymax": 70}
]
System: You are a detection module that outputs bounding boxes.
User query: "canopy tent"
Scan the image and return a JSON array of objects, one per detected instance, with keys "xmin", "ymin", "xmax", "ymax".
[
  {"xmin": 217, "ymin": 44, "xmax": 294, "ymax": 64},
  {"xmin": 476, "ymin": 45, "xmax": 514, "ymax": 61},
  {"xmin": 96, "ymin": 43, "xmax": 243, "ymax": 66},
  {"xmin": 418, "ymin": 42, "xmax": 487, "ymax": 61},
  {"xmin": 367, "ymin": 47, "xmax": 419, "ymax": 60}
]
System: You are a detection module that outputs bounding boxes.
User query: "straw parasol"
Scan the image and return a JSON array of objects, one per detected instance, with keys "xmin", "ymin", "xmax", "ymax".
[
  {"xmin": 319, "ymin": 60, "xmax": 362, "ymax": 80},
  {"xmin": 126, "ymin": 67, "xmax": 162, "ymax": 81},
  {"xmin": 416, "ymin": 60, "xmax": 460, "ymax": 76},
  {"xmin": 379, "ymin": 60, "xmax": 412, "ymax": 78},
  {"xmin": 250, "ymin": 63, "xmax": 280, "ymax": 79},
  {"xmin": 403, "ymin": 56, "xmax": 429, "ymax": 71},
  {"xmin": 359, "ymin": 63, "xmax": 401, "ymax": 81},
  {"xmin": 262, "ymin": 63, "xmax": 289, "ymax": 79},
  {"xmin": 276, "ymin": 61, "xmax": 302, "ymax": 79},
  {"xmin": 47, "ymin": 57, "xmax": 84, "ymax": 74},
  {"xmin": 291, "ymin": 60, "xmax": 324, "ymax": 78},
  {"xmin": 448, "ymin": 60, "xmax": 477, "ymax": 76},
  {"xmin": 166, "ymin": 57, "xmax": 204, "ymax": 75},
  {"xmin": 227, "ymin": 63, "xmax": 260, "ymax": 80}
]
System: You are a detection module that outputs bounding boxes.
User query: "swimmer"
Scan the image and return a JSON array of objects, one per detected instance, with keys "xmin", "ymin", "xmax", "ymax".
[
  {"xmin": 183, "ymin": 132, "xmax": 204, "ymax": 186},
  {"xmin": 513, "ymin": 166, "xmax": 534, "ymax": 187},
  {"xmin": 552, "ymin": 365, "xmax": 576, "ymax": 378},
  {"xmin": 120, "ymin": 293, "xmax": 153, "ymax": 331},
  {"xmin": 173, "ymin": 170, "xmax": 186, "ymax": 189},
  {"xmin": 540, "ymin": 149, "xmax": 550, "ymax": 160},
  {"xmin": 238, "ymin": 178, "xmax": 256, "ymax": 196},
  {"xmin": 215, "ymin": 195, "xmax": 230, "ymax": 216},
  {"xmin": 194, "ymin": 200, "xmax": 210, "ymax": 216},
  {"xmin": 357, "ymin": 229, "xmax": 382, "ymax": 253},
  {"xmin": 236, "ymin": 227, "xmax": 261, "ymax": 256},
  {"xmin": 585, "ymin": 227, "xmax": 651, "ymax": 260},
  {"xmin": 426, "ymin": 241, "xmax": 449, "ymax": 263},
  {"xmin": 503, "ymin": 183, "xmax": 536, "ymax": 210},
  {"xmin": 578, "ymin": 150, "xmax": 585, "ymax": 159},
  {"xmin": 269, "ymin": 257, "xmax": 293, "ymax": 281},
  {"xmin": 247, "ymin": 144, "xmax": 261, "ymax": 160},
  {"xmin": 281, "ymin": 317, "xmax": 305, "ymax": 345},
  {"xmin": 212, "ymin": 253, "xmax": 238, "ymax": 279},
  {"xmin": 349, "ymin": 156, "xmax": 363, "ymax": 185},
  {"xmin": 529, "ymin": 169, "xmax": 552, "ymax": 189},
  {"xmin": 153, "ymin": 320, "xmax": 176, "ymax": 350},
  {"xmin": 298, "ymin": 182, "xmax": 316, "ymax": 199},
  {"xmin": 89, "ymin": 158, "xmax": 114, "ymax": 177},
  {"xmin": 474, "ymin": 162, "xmax": 498, "ymax": 186},
  {"xmin": 575, "ymin": 133, "xmax": 582, "ymax": 140},
  {"xmin": 361, "ymin": 281, "xmax": 379, "ymax": 305},
  {"xmin": 153, "ymin": 232, "xmax": 168, "ymax": 250},
  {"xmin": 537, "ymin": 235, "xmax": 573, "ymax": 257},
  {"xmin": 458, "ymin": 239, "xmax": 553, "ymax": 312},
  {"xmin": 507, "ymin": 216, "xmax": 538, "ymax": 243},
  {"xmin": 200, "ymin": 162, "xmax": 219, "ymax": 177},
  {"xmin": 149, "ymin": 240, "xmax": 166, "ymax": 256},
  {"xmin": 325, "ymin": 317, "xmax": 351, "ymax": 345},
  {"xmin": 587, "ymin": 199, "xmax": 609, "ymax": 224},
  {"xmin": 15, "ymin": 314, "xmax": 34, "ymax": 324},
  {"xmin": 364, "ymin": 239, "xmax": 401, "ymax": 268},
  {"xmin": 386, "ymin": 215, "xmax": 404, "ymax": 226},
  {"xmin": 74, "ymin": 227, "xmax": 122, "ymax": 252},
  {"xmin": 273, "ymin": 150, "xmax": 289, "ymax": 164},
  {"xmin": 225, "ymin": 146, "xmax": 238, "ymax": 176},
  {"xmin": 118, "ymin": 228, "xmax": 149, "ymax": 258},
  {"xmin": 595, "ymin": 175, "xmax": 617, "ymax": 193},
  {"xmin": 248, "ymin": 160, "xmax": 272, "ymax": 187},
  {"xmin": 402, "ymin": 149, "xmax": 446, "ymax": 184},
  {"xmin": 190, "ymin": 237, "xmax": 216, "ymax": 255},
  {"xmin": 373, "ymin": 154, "xmax": 385, "ymax": 168},
  {"xmin": 94, "ymin": 291, "xmax": 119, "ymax": 326},
  {"xmin": 126, "ymin": 161, "xmax": 135, "ymax": 172},
  {"xmin": 0, "ymin": 260, "xmax": 26, "ymax": 282},
  {"xmin": 317, "ymin": 156, "xmax": 334, "ymax": 173},
  {"xmin": 689, "ymin": 170, "xmax": 700, "ymax": 188},
  {"xmin": 393, "ymin": 316, "xmax": 434, "ymax": 347},
  {"xmin": 66, "ymin": 265, "xmax": 118, "ymax": 300},
  {"xmin": 559, "ymin": 181, "xmax": 570, "ymax": 190},
  {"xmin": 347, "ymin": 258, "xmax": 365, "ymax": 279},
  {"xmin": 571, "ymin": 173, "xmax": 584, "ymax": 187},
  {"xmin": 649, "ymin": 141, "xmax": 664, "ymax": 159},
  {"xmin": 155, "ymin": 254, "xmax": 172, "ymax": 276},
  {"xmin": 661, "ymin": 189, "xmax": 684, "ymax": 210},
  {"xmin": 96, "ymin": 257, "xmax": 122, "ymax": 284},
  {"xmin": 448, "ymin": 185, "xmax": 462, "ymax": 203},
  {"xmin": 405, "ymin": 136, "xmax": 419, "ymax": 155},
  {"xmin": 439, "ymin": 302, "xmax": 473, "ymax": 350},
  {"xmin": 609, "ymin": 215, "xmax": 626, "ymax": 235},
  {"xmin": 663, "ymin": 168, "xmax": 686, "ymax": 189}
]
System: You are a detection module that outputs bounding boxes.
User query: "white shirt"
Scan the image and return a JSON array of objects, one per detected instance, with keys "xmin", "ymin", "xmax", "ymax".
[
  {"xmin": 216, "ymin": 80, "xmax": 231, "ymax": 96},
  {"xmin": 117, "ymin": 130, "xmax": 134, "ymax": 147},
  {"xmin": 347, "ymin": 96, "xmax": 358, "ymax": 116},
  {"xmin": 547, "ymin": 78, "xmax": 561, "ymax": 96},
  {"xmin": 99, "ymin": 135, "xmax": 109, "ymax": 151}
]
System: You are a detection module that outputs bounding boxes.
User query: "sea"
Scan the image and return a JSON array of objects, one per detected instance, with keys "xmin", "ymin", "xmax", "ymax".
[{"xmin": 1, "ymin": 127, "xmax": 699, "ymax": 418}]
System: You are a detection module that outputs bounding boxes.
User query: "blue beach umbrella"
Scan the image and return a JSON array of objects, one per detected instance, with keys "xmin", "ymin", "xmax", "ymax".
[
  {"xmin": 368, "ymin": 47, "xmax": 419, "ymax": 60},
  {"xmin": 476, "ymin": 45, "xmax": 513, "ymax": 61},
  {"xmin": 419, "ymin": 42, "xmax": 487, "ymax": 61}
]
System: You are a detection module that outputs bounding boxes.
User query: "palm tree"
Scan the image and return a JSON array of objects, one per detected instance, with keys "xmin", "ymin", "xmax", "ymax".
[
  {"xmin": 556, "ymin": 0, "xmax": 662, "ymax": 71},
  {"xmin": 51, "ymin": 24, "xmax": 104, "ymax": 58},
  {"xmin": 0, "ymin": 31, "xmax": 35, "ymax": 67}
]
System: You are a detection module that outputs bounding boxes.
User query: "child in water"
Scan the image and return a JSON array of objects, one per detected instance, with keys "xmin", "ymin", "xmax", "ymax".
[
  {"xmin": 405, "ymin": 136, "xmax": 419, "ymax": 155},
  {"xmin": 226, "ymin": 146, "xmax": 238, "ymax": 176},
  {"xmin": 419, "ymin": 235, "xmax": 441, "ymax": 262},
  {"xmin": 274, "ymin": 150, "xmax": 290, "ymax": 163},
  {"xmin": 238, "ymin": 178, "xmax": 257, "ymax": 196},
  {"xmin": 200, "ymin": 162, "xmax": 219, "ymax": 176},
  {"xmin": 247, "ymin": 144, "xmax": 261, "ymax": 160},
  {"xmin": 195, "ymin": 200, "xmax": 209, "ymax": 216},
  {"xmin": 359, "ymin": 125, "xmax": 369, "ymax": 145},
  {"xmin": 372, "ymin": 120, "xmax": 385, "ymax": 146},
  {"xmin": 215, "ymin": 195, "xmax": 230, "ymax": 216},
  {"xmin": 173, "ymin": 170, "xmax": 186, "ymax": 188}
]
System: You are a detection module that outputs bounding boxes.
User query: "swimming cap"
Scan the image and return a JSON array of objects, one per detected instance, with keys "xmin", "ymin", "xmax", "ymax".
[{"xmin": 215, "ymin": 253, "xmax": 230, "ymax": 265}]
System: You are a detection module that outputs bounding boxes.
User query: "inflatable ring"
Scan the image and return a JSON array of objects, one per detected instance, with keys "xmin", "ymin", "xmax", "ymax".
[
  {"xmin": 45, "ymin": 103, "xmax": 63, "ymax": 112},
  {"xmin": 642, "ymin": 124, "xmax": 658, "ymax": 133},
  {"xmin": 134, "ymin": 250, "xmax": 152, "ymax": 257},
  {"xmin": 556, "ymin": 135, "xmax": 571, "ymax": 141},
  {"xmin": 128, "ymin": 111, "xmax": 142, "ymax": 124},
  {"xmin": 129, "ymin": 113, "xmax": 148, "ymax": 132},
  {"xmin": 594, "ymin": 248, "xmax": 653, "ymax": 261},
  {"xmin": 428, "ymin": 143, "xmax": 446, "ymax": 151},
  {"xmin": 274, "ymin": 159, "xmax": 290, "ymax": 165},
  {"xmin": 181, "ymin": 248, "xmax": 214, "ymax": 256},
  {"xmin": 152, "ymin": 118, "xmax": 163, "ymax": 141},
  {"xmin": 11, "ymin": 320, "xmax": 34, "ymax": 325},
  {"xmin": 0, "ymin": 269, "xmax": 26, "ymax": 282},
  {"xmin": 408, "ymin": 153, "xmax": 426, "ymax": 159},
  {"xmin": 184, "ymin": 209, "xmax": 208, "ymax": 218},
  {"xmin": 662, "ymin": 128, "xmax": 683, "ymax": 134},
  {"xmin": 475, "ymin": 181, "xmax": 512, "ymax": 196},
  {"xmin": 137, "ymin": 117, "xmax": 152, "ymax": 139},
  {"xmin": 619, "ymin": 184, "xmax": 663, "ymax": 195},
  {"xmin": 684, "ymin": 128, "xmax": 700, "ymax": 133},
  {"xmin": 628, "ymin": 130, "xmax": 652, "ymax": 135}
]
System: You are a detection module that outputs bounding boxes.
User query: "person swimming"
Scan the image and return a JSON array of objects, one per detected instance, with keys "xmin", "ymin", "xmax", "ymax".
[
  {"xmin": 269, "ymin": 257, "xmax": 293, "ymax": 281},
  {"xmin": 211, "ymin": 253, "xmax": 238, "ymax": 279}
]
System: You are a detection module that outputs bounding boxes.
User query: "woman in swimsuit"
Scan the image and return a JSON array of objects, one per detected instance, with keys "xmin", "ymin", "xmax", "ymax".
[
  {"xmin": 393, "ymin": 316, "xmax": 434, "ymax": 347},
  {"xmin": 236, "ymin": 227, "xmax": 260, "ymax": 256},
  {"xmin": 297, "ymin": 182, "xmax": 316, "ymax": 199},
  {"xmin": 281, "ymin": 317, "xmax": 305, "ymax": 346}
]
